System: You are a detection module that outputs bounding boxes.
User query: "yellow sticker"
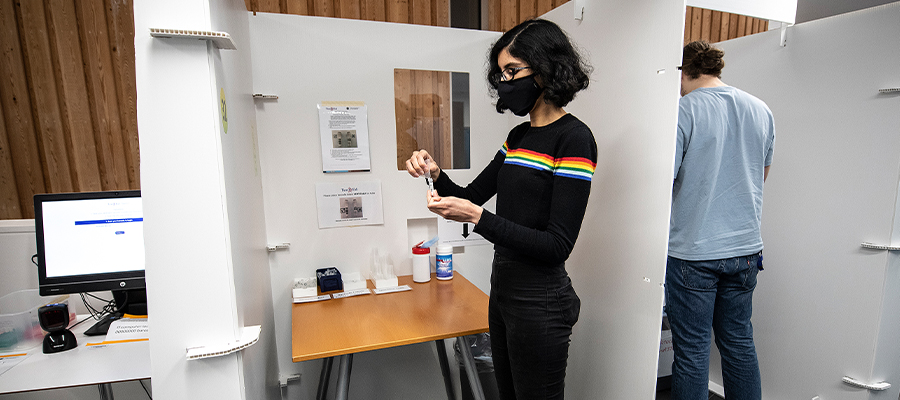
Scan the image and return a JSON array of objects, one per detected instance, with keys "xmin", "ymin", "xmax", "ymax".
[{"xmin": 220, "ymin": 88, "xmax": 228, "ymax": 134}]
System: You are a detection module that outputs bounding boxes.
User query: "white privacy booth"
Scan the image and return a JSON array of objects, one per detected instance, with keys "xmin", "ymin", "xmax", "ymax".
[
  {"xmin": 711, "ymin": 3, "xmax": 900, "ymax": 399},
  {"xmin": 251, "ymin": 0, "xmax": 683, "ymax": 399}
]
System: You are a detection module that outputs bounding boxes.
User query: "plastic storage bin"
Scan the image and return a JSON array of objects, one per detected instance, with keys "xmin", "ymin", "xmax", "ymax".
[{"xmin": 0, "ymin": 290, "xmax": 72, "ymax": 352}]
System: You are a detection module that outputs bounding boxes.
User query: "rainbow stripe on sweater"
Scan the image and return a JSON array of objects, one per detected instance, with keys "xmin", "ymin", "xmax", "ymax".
[{"xmin": 501, "ymin": 143, "xmax": 596, "ymax": 181}]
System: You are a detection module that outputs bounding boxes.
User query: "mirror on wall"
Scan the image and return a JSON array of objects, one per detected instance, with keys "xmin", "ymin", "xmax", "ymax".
[{"xmin": 395, "ymin": 69, "xmax": 470, "ymax": 170}]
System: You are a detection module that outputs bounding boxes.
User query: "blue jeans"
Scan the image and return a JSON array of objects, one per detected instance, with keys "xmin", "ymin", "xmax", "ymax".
[
  {"xmin": 489, "ymin": 253, "xmax": 580, "ymax": 400},
  {"xmin": 665, "ymin": 254, "xmax": 761, "ymax": 400}
]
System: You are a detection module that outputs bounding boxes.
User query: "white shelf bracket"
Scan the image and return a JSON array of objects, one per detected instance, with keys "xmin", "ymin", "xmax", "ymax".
[
  {"xmin": 842, "ymin": 376, "xmax": 892, "ymax": 391},
  {"xmin": 150, "ymin": 28, "xmax": 237, "ymax": 50},
  {"xmin": 267, "ymin": 242, "xmax": 291, "ymax": 252},
  {"xmin": 573, "ymin": 0, "xmax": 584, "ymax": 21},
  {"xmin": 779, "ymin": 23, "xmax": 792, "ymax": 48},
  {"xmin": 185, "ymin": 325, "xmax": 261, "ymax": 360},
  {"xmin": 861, "ymin": 242, "xmax": 900, "ymax": 251}
]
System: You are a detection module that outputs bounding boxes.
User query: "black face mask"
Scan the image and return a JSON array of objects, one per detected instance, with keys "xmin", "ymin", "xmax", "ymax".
[{"xmin": 498, "ymin": 74, "xmax": 543, "ymax": 117}]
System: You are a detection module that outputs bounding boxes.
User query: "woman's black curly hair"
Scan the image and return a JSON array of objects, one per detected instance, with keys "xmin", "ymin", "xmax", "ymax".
[{"xmin": 487, "ymin": 19, "xmax": 592, "ymax": 114}]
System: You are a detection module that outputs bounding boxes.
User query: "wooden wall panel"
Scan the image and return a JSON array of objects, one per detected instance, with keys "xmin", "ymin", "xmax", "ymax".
[
  {"xmin": 257, "ymin": 0, "xmax": 281, "ymax": 13},
  {"xmin": 285, "ymin": 0, "xmax": 308, "ymax": 15},
  {"xmin": 46, "ymin": 0, "xmax": 102, "ymax": 193},
  {"xmin": 107, "ymin": 0, "xmax": 140, "ymax": 189},
  {"xmin": 248, "ymin": 0, "xmax": 448, "ymax": 26},
  {"xmin": 488, "ymin": 0, "xmax": 501, "ymax": 31},
  {"xmin": 386, "ymin": 0, "xmax": 408, "ymax": 23},
  {"xmin": 410, "ymin": 0, "xmax": 431, "ymax": 25},
  {"xmin": 77, "ymin": 0, "xmax": 129, "ymax": 191},
  {"xmin": 19, "ymin": 0, "xmax": 74, "ymax": 194},
  {"xmin": 0, "ymin": 101, "xmax": 20, "ymax": 219},
  {"xmin": 518, "ymin": 0, "xmax": 536, "ymax": 24},
  {"xmin": 0, "ymin": 0, "xmax": 45, "ymax": 218},
  {"xmin": 433, "ymin": 0, "xmax": 448, "ymax": 26},
  {"xmin": 683, "ymin": 7, "xmax": 770, "ymax": 45},
  {"xmin": 0, "ymin": 0, "xmax": 139, "ymax": 220}
]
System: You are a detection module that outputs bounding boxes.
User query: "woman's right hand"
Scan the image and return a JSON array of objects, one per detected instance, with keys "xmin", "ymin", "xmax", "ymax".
[{"xmin": 405, "ymin": 150, "xmax": 440, "ymax": 180}]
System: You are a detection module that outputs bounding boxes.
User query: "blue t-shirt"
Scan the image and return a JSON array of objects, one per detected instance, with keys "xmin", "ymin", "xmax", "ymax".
[{"xmin": 669, "ymin": 86, "xmax": 775, "ymax": 261}]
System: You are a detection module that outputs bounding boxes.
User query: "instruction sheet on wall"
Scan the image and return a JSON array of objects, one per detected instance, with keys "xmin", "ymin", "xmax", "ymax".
[
  {"xmin": 315, "ymin": 181, "xmax": 384, "ymax": 228},
  {"xmin": 318, "ymin": 102, "xmax": 371, "ymax": 173}
]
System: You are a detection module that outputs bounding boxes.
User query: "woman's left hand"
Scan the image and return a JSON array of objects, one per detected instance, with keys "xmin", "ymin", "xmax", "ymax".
[{"xmin": 426, "ymin": 190, "xmax": 483, "ymax": 225}]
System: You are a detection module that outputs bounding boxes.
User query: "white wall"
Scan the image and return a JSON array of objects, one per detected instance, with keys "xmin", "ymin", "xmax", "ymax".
[
  {"xmin": 134, "ymin": 0, "xmax": 278, "ymax": 398},
  {"xmin": 712, "ymin": 4, "xmax": 900, "ymax": 399},
  {"xmin": 250, "ymin": 0, "xmax": 683, "ymax": 397},
  {"xmin": 0, "ymin": 221, "xmax": 38, "ymax": 298}
]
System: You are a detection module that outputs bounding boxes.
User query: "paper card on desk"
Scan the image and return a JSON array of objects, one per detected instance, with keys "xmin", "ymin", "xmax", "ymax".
[
  {"xmin": 86, "ymin": 317, "xmax": 149, "ymax": 347},
  {"xmin": 373, "ymin": 285, "xmax": 412, "ymax": 295},
  {"xmin": 293, "ymin": 294, "xmax": 331, "ymax": 304},
  {"xmin": 332, "ymin": 288, "xmax": 371, "ymax": 299},
  {"xmin": 0, "ymin": 353, "xmax": 29, "ymax": 378}
]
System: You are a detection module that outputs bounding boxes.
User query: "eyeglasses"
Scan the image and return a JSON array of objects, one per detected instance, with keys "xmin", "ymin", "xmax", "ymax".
[
  {"xmin": 676, "ymin": 66, "xmax": 683, "ymax": 71},
  {"xmin": 497, "ymin": 66, "xmax": 531, "ymax": 82}
]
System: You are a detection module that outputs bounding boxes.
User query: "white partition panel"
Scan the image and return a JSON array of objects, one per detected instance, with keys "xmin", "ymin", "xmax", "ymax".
[
  {"xmin": 541, "ymin": 2, "xmax": 684, "ymax": 398},
  {"xmin": 712, "ymin": 4, "xmax": 900, "ymax": 399},
  {"xmin": 135, "ymin": 0, "xmax": 278, "ymax": 398},
  {"xmin": 208, "ymin": 0, "xmax": 281, "ymax": 398}
]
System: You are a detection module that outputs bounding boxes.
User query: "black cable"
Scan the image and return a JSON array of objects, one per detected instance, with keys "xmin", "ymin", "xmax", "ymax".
[
  {"xmin": 80, "ymin": 292, "xmax": 116, "ymax": 321},
  {"xmin": 31, "ymin": 254, "xmax": 38, "ymax": 267},
  {"xmin": 139, "ymin": 379, "xmax": 152, "ymax": 399}
]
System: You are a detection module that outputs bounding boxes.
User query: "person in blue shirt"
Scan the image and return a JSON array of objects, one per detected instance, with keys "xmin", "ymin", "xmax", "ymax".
[{"xmin": 666, "ymin": 40, "xmax": 775, "ymax": 400}]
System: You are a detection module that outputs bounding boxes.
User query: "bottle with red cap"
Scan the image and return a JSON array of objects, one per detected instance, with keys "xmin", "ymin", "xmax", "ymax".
[{"xmin": 412, "ymin": 244, "xmax": 431, "ymax": 283}]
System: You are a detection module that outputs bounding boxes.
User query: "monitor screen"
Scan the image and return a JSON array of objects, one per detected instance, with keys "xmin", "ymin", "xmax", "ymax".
[{"xmin": 34, "ymin": 190, "xmax": 146, "ymax": 298}]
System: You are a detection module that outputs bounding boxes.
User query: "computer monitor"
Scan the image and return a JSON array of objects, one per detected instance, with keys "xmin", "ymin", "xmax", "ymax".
[{"xmin": 33, "ymin": 190, "xmax": 147, "ymax": 319}]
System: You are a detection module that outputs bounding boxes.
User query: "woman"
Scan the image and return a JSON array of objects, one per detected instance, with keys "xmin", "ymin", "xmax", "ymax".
[{"xmin": 406, "ymin": 19, "xmax": 596, "ymax": 400}]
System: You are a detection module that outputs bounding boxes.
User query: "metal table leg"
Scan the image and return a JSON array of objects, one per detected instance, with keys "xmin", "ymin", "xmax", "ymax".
[
  {"xmin": 316, "ymin": 357, "xmax": 335, "ymax": 400},
  {"xmin": 435, "ymin": 339, "xmax": 456, "ymax": 400},
  {"xmin": 334, "ymin": 354, "xmax": 353, "ymax": 400},
  {"xmin": 98, "ymin": 383, "xmax": 114, "ymax": 400},
  {"xmin": 457, "ymin": 336, "xmax": 486, "ymax": 400}
]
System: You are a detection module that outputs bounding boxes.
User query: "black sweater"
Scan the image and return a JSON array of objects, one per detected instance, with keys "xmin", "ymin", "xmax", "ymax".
[{"xmin": 434, "ymin": 114, "xmax": 597, "ymax": 265}]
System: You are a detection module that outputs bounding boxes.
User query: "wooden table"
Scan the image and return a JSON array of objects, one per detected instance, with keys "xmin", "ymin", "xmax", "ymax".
[{"xmin": 292, "ymin": 273, "xmax": 489, "ymax": 400}]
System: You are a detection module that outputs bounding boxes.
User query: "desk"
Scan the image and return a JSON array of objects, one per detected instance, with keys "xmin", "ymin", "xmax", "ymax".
[
  {"xmin": 0, "ymin": 315, "xmax": 150, "ymax": 399},
  {"xmin": 292, "ymin": 273, "xmax": 489, "ymax": 400}
]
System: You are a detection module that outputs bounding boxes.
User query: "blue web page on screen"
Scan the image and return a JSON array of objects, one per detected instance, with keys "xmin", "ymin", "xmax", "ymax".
[{"xmin": 42, "ymin": 197, "xmax": 145, "ymax": 278}]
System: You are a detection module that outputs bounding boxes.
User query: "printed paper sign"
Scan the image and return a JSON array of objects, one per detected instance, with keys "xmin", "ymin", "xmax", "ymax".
[
  {"xmin": 315, "ymin": 181, "xmax": 384, "ymax": 228},
  {"xmin": 318, "ymin": 102, "xmax": 371, "ymax": 173}
]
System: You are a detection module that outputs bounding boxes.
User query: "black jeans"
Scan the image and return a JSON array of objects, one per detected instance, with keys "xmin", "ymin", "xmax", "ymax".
[{"xmin": 489, "ymin": 253, "xmax": 581, "ymax": 400}]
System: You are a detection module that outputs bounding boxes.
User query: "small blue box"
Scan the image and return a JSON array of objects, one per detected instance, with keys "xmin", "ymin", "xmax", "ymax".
[{"xmin": 316, "ymin": 267, "xmax": 343, "ymax": 292}]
